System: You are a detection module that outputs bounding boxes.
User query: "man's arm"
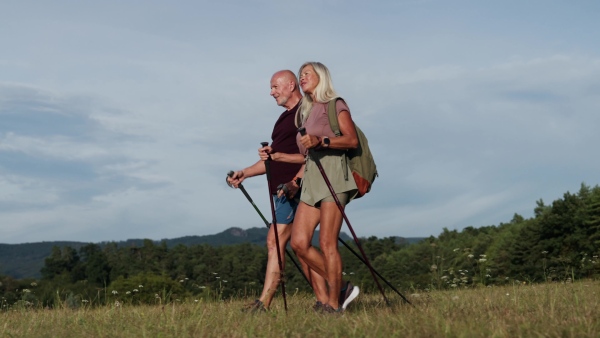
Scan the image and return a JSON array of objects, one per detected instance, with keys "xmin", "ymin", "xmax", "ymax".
[{"xmin": 227, "ymin": 160, "xmax": 266, "ymax": 188}]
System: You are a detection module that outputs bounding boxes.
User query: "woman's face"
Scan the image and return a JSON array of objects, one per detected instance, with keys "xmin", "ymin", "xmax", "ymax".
[{"xmin": 299, "ymin": 65, "xmax": 319, "ymax": 96}]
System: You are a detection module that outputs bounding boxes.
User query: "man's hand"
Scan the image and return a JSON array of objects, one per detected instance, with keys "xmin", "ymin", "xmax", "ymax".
[
  {"xmin": 259, "ymin": 145, "xmax": 273, "ymax": 161},
  {"xmin": 227, "ymin": 170, "xmax": 245, "ymax": 188},
  {"xmin": 277, "ymin": 179, "xmax": 300, "ymax": 199}
]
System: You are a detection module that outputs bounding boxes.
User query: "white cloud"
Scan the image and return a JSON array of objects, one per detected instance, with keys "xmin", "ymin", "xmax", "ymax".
[{"xmin": 1, "ymin": 1, "xmax": 600, "ymax": 244}]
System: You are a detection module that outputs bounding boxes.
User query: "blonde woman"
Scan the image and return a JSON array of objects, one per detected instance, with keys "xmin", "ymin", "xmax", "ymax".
[{"xmin": 288, "ymin": 62, "xmax": 360, "ymax": 313}]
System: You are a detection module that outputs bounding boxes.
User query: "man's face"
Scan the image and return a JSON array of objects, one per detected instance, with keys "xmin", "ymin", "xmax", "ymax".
[{"xmin": 270, "ymin": 76, "xmax": 291, "ymax": 107}]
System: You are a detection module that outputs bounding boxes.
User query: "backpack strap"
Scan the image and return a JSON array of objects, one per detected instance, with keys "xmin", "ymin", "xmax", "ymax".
[
  {"xmin": 326, "ymin": 97, "xmax": 349, "ymax": 181},
  {"xmin": 327, "ymin": 97, "xmax": 343, "ymax": 137}
]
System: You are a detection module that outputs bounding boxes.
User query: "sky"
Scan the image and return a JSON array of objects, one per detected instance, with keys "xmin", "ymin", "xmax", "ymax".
[{"xmin": 1, "ymin": 0, "xmax": 600, "ymax": 244}]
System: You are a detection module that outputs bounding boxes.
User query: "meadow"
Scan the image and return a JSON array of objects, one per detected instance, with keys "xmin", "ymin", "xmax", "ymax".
[{"xmin": 1, "ymin": 280, "xmax": 599, "ymax": 337}]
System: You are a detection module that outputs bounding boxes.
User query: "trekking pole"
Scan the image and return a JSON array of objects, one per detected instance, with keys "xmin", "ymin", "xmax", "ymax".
[
  {"xmin": 226, "ymin": 171, "xmax": 311, "ymax": 287},
  {"xmin": 337, "ymin": 239, "xmax": 412, "ymax": 305},
  {"xmin": 299, "ymin": 127, "xmax": 390, "ymax": 306},
  {"xmin": 260, "ymin": 142, "xmax": 288, "ymax": 312}
]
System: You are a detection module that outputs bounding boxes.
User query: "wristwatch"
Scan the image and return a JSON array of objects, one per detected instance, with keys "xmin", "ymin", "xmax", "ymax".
[{"xmin": 322, "ymin": 136, "xmax": 330, "ymax": 148}]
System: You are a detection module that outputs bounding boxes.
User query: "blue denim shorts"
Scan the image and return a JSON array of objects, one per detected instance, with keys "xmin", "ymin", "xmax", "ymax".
[{"xmin": 273, "ymin": 194, "xmax": 299, "ymax": 225}]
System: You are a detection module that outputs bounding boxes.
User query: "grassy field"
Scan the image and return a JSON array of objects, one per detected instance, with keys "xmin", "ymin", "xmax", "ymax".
[{"xmin": 2, "ymin": 280, "xmax": 599, "ymax": 337}]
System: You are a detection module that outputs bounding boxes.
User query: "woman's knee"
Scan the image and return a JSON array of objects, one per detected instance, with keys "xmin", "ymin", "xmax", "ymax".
[
  {"xmin": 319, "ymin": 238, "xmax": 339, "ymax": 256},
  {"xmin": 290, "ymin": 237, "xmax": 308, "ymax": 256}
]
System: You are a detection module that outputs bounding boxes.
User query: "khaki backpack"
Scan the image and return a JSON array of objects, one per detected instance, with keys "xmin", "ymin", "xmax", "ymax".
[{"xmin": 327, "ymin": 98, "xmax": 378, "ymax": 198}]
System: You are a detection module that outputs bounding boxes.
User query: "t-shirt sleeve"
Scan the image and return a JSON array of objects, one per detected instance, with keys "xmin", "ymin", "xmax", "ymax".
[{"xmin": 335, "ymin": 99, "xmax": 351, "ymax": 117}]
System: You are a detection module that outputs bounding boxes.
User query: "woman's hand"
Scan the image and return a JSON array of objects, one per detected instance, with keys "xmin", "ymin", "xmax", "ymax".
[{"xmin": 299, "ymin": 134, "xmax": 321, "ymax": 149}]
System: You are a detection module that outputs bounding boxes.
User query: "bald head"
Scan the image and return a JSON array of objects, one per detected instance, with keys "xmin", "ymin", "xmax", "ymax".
[{"xmin": 270, "ymin": 70, "xmax": 302, "ymax": 110}]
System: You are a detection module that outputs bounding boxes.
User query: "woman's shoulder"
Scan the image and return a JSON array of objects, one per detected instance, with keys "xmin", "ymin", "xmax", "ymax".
[{"xmin": 334, "ymin": 98, "xmax": 350, "ymax": 115}]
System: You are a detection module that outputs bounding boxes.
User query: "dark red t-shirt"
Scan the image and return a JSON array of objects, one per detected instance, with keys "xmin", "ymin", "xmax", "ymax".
[{"xmin": 268, "ymin": 103, "xmax": 302, "ymax": 194}]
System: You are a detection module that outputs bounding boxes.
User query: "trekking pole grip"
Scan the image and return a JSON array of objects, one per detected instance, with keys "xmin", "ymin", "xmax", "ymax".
[
  {"xmin": 260, "ymin": 142, "xmax": 271, "ymax": 161},
  {"xmin": 298, "ymin": 127, "xmax": 306, "ymax": 136},
  {"xmin": 226, "ymin": 170, "xmax": 235, "ymax": 187}
]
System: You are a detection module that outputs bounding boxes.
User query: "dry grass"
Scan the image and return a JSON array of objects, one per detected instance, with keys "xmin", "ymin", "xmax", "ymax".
[{"xmin": 2, "ymin": 280, "xmax": 599, "ymax": 337}]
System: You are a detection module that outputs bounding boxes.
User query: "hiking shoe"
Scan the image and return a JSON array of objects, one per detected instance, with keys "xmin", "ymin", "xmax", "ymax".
[
  {"xmin": 241, "ymin": 299, "xmax": 266, "ymax": 313},
  {"xmin": 321, "ymin": 304, "xmax": 342, "ymax": 315},
  {"xmin": 339, "ymin": 281, "xmax": 360, "ymax": 310},
  {"xmin": 312, "ymin": 301, "xmax": 324, "ymax": 312}
]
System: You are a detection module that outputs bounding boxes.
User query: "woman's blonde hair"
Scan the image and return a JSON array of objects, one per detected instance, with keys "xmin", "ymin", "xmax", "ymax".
[{"xmin": 297, "ymin": 62, "xmax": 339, "ymax": 125}]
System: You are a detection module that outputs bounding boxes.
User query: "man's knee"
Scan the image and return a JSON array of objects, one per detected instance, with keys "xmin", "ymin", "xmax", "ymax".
[{"xmin": 267, "ymin": 224, "xmax": 290, "ymax": 249}]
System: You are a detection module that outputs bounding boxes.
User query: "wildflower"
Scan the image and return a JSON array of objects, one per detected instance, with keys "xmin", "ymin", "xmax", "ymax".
[
  {"xmin": 82, "ymin": 300, "xmax": 89, "ymax": 303},
  {"xmin": 342, "ymin": 272, "xmax": 347, "ymax": 275},
  {"xmin": 199, "ymin": 286, "xmax": 206, "ymax": 289},
  {"xmin": 185, "ymin": 278, "xmax": 189, "ymax": 280},
  {"xmin": 126, "ymin": 291, "xmax": 131, "ymax": 295},
  {"xmin": 114, "ymin": 301, "xmax": 121, "ymax": 307},
  {"xmin": 542, "ymin": 251, "xmax": 548, "ymax": 254},
  {"xmin": 453, "ymin": 248, "xmax": 460, "ymax": 252},
  {"xmin": 479, "ymin": 258, "xmax": 487, "ymax": 262},
  {"xmin": 30, "ymin": 282, "xmax": 37, "ymax": 287},
  {"xmin": 349, "ymin": 272, "xmax": 355, "ymax": 275},
  {"xmin": 139, "ymin": 285, "xmax": 143, "ymax": 288},
  {"xmin": 194, "ymin": 299, "xmax": 199, "ymax": 302},
  {"xmin": 155, "ymin": 294, "xmax": 160, "ymax": 298},
  {"xmin": 468, "ymin": 254, "xmax": 474, "ymax": 258},
  {"xmin": 112, "ymin": 290, "xmax": 118, "ymax": 295},
  {"xmin": 216, "ymin": 277, "xmax": 220, "ymax": 279},
  {"xmin": 480, "ymin": 254, "xmax": 486, "ymax": 258},
  {"xmin": 506, "ymin": 293, "xmax": 510, "ymax": 296},
  {"xmin": 431, "ymin": 264, "xmax": 438, "ymax": 271},
  {"xmin": 223, "ymin": 280, "xmax": 228, "ymax": 283},
  {"xmin": 22, "ymin": 289, "xmax": 31, "ymax": 293},
  {"xmin": 212, "ymin": 272, "xmax": 218, "ymax": 275},
  {"xmin": 180, "ymin": 280, "xmax": 184, "ymax": 283},
  {"xmin": 451, "ymin": 284, "xmax": 457, "ymax": 288},
  {"xmin": 486, "ymin": 274, "xmax": 491, "ymax": 278},
  {"xmin": 133, "ymin": 289, "xmax": 139, "ymax": 292},
  {"xmin": 441, "ymin": 276, "xmax": 449, "ymax": 280}
]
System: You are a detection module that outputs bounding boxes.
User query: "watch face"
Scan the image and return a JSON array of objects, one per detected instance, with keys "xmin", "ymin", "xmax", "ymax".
[{"xmin": 324, "ymin": 137, "xmax": 330, "ymax": 145}]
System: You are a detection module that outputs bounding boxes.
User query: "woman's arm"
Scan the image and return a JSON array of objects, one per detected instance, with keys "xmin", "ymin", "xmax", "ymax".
[
  {"xmin": 299, "ymin": 110, "xmax": 359, "ymax": 150},
  {"xmin": 327, "ymin": 110, "xmax": 358, "ymax": 149}
]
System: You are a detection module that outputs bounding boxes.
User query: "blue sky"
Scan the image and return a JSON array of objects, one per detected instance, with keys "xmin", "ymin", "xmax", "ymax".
[{"xmin": 1, "ymin": 0, "xmax": 599, "ymax": 244}]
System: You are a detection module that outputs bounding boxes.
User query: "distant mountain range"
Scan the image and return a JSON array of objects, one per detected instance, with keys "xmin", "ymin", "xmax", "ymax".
[{"xmin": 0, "ymin": 227, "xmax": 425, "ymax": 279}]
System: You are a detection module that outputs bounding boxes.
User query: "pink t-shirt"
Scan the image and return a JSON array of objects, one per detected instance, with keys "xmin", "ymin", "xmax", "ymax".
[{"xmin": 296, "ymin": 100, "xmax": 351, "ymax": 155}]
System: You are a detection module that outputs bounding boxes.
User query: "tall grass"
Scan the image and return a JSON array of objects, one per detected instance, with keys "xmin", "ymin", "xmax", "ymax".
[{"xmin": 1, "ymin": 280, "xmax": 599, "ymax": 337}]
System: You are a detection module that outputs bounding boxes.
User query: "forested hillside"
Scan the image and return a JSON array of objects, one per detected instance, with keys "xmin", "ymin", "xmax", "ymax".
[
  {"xmin": 0, "ymin": 228, "xmax": 359, "ymax": 279},
  {"xmin": 1, "ymin": 184, "xmax": 598, "ymax": 308}
]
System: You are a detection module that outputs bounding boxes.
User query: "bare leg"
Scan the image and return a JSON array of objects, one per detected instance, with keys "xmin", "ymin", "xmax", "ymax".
[
  {"xmin": 296, "ymin": 251, "xmax": 328, "ymax": 304},
  {"xmin": 259, "ymin": 222, "xmax": 291, "ymax": 308},
  {"xmin": 318, "ymin": 201, "xmax": 344, "ymax": 309},
  {"xmin": 291, "ymin": 202, "xmax": 333, "ymax": 304}
]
